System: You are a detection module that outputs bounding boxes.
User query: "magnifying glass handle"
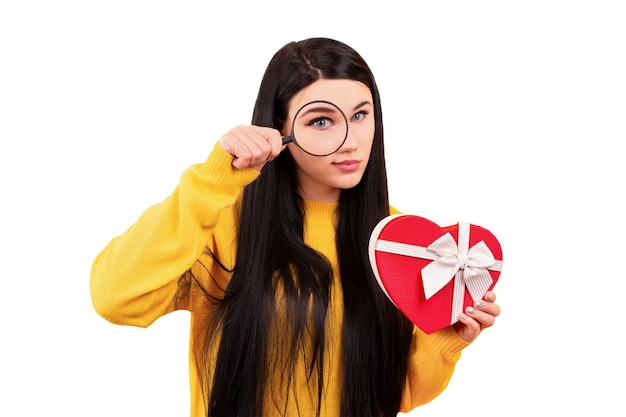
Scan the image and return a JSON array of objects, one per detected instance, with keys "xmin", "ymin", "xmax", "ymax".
[{"xmin": 282, "ymin": 135, "xmax": 294, "ymax": 145}]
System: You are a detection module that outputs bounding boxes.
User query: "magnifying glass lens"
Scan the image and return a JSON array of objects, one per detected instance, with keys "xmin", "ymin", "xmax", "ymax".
[{"xmin": 289, "ymin": 101, "xmax": 348, "ymax": 156}]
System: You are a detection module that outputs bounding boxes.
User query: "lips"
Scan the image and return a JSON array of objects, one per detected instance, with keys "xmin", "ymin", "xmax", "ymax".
[{"xmin": 333, "ymin": 160, "xmax": 361, "ymax": 172}]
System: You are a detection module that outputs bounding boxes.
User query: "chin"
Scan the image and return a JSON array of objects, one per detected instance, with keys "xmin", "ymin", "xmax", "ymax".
[{"xmin": 336, "ymin": 174, "xmax": 365, "ymax": 190}]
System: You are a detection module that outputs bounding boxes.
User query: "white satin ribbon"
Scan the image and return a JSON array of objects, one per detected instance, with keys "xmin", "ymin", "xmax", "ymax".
[{"xmin": 374, "ymin": 222, "xmax": 503, "ymax": 324}]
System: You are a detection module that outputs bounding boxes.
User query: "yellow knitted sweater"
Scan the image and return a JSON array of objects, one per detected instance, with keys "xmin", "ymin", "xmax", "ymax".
[{"xmin": 90, "ymin": 143, "xmax": 469, "ymax": 416}]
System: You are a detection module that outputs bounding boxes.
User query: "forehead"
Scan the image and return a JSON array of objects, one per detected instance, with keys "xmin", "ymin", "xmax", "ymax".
[{"xmin": 288, "ymin": 79, "xmax": 372, "ymax": 114}]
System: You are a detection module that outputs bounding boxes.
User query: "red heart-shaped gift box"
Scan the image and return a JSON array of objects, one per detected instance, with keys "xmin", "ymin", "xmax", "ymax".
[{"xmin": 369, "ymin": 214, "xmax": 503, "ymax": 334}]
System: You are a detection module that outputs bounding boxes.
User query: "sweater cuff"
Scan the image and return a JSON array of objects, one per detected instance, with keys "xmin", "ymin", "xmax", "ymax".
[
  {"xmin": 416, "ymin": 326, "xmax": 470, "ymax": 360},
  {"xmin": 198, "ymin": 142, "xmax": 260, "ymax": 189},
  {"xmin": 178, "ymin": 142, "xmax": 260, "ymax": 227}
]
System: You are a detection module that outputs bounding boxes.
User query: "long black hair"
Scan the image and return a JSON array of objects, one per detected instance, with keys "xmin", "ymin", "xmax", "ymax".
[{"xmin": 193, "ymin": 38, "xmax": 414, "ymax": 416}]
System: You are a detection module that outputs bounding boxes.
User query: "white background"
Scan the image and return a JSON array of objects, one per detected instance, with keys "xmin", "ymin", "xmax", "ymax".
[{"xmin": 1, "ymin": 1, "xmax": 624, "ymax": 415}]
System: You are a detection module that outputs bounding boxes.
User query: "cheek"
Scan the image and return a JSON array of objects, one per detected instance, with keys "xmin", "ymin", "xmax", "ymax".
[
  {"xmin": 360, "ymin": 127, "xmax": 376, "ymax": 152},
  {"xmin": 289, "ymin": 147, "xmax": 320, "ymax": 170},
  {"xmin": 364, "ymin": 132, "xmax": 375, "ymax": 148},
  {"xmin": 358, "ymin": 120, "xmax": 375, "ymax": 142}
]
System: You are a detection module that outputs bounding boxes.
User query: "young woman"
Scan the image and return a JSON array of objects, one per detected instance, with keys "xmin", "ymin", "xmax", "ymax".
[{"xmin": 90, "ymin": 37, "xmax": 501, "ymax": 417}]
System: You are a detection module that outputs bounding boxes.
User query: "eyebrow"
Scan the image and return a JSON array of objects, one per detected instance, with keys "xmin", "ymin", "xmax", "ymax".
[
  {"xmin": 298, "ymin": 101, "xmax": 373, "ymax": 118},
  {"xmin": 352, "ymin": 100, "xmax": 373, "ymax": 111},
  {"xmin": 299, "ymin": 106, "xmax": 338, "ymax": 117}
]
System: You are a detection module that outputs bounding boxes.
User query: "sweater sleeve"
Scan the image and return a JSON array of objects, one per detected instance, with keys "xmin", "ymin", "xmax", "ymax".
[
  {"xmin": 90, "ymin": 143, "xmax": 259, "ymax": 328},
  {"xmin": 399, "ymin": 325, "xmax": 469, "ymax": 412}
]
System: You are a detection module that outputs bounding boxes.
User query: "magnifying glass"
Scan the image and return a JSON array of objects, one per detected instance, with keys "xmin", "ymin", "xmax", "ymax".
[{"xmin": 282, "ymin": 100, "xmax": 349, "ymax": 157}]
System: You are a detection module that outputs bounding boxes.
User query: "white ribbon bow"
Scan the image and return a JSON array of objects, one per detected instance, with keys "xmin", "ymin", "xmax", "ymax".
[
  {"xmin": 374, "ymin": 221, "xmax": 503, "ymax": 325},
  {"xmin": 422, "ymin": 227, "xmax": 495, "ymax": 301}
]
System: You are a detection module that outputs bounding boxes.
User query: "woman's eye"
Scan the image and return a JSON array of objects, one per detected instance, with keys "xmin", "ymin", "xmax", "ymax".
[
  {"xmin": 352, "ymin": 110, "xmax": 369, "ymax": 121},
  {"xmin": 310, "ymin": 117, "xmax": 332, "ymax": 129}
]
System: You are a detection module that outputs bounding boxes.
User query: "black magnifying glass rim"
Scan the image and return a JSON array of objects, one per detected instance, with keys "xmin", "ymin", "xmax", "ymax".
[{"xmin": 281, "ymin": 100, "xmax": 349, "ymax": 157}]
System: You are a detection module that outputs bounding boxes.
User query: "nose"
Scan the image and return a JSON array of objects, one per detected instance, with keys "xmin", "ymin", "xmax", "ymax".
[{"xmin": 338, "ymin": 128, "xmax": 358, "ymax": 152}]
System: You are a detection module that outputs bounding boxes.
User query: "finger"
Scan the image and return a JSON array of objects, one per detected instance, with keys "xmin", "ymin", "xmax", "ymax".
[
  {"xmin": 249, "ymin": 126, "xmax": 283, "ymax": 159},
  {"xmin": 247, "ymin": 127, "xmax": 285, "ymax": 170},
  {"xmin": 466, "ymin": 305, "xmax": 496, "ymax": 329},
  {"xmin": 474, "ymin": 296, "xmax": 501, "ymax": 318},
  {"xmin": 456, "ymin": 312, "xmax": 481, "ymax": 342},
  {"xmin": 238, "ymin": 129, "xmax": 273, "ymax": 168},
  {"xmin": 480, "ymin": 302, "xmax": 501, "ymax": 318},
  {"xmin": 220, "ymin": 126, "xmax": 275, "ymax": 169}
]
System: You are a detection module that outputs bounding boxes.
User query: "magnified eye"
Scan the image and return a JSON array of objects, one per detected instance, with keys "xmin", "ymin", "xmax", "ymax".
[
  {"xmin": 308, "ymin": 117, "xmax": 333, "ymax": 129},
  {"xmin": 288, "ymin": 100, "xmax": 349, "ymax": 156}
]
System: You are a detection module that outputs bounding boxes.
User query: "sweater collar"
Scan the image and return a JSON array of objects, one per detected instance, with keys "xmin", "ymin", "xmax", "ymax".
[{"xmin": 302, "ymin": 199, "xmax": 339, "ymax": 218}]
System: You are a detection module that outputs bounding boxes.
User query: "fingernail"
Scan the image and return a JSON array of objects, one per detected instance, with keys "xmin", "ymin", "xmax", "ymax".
[
  {"xmin": 466, "ymin": 306, "xmax": 475, "ymax": 314},
  {"xmin": 476, "ymin": 300, "xmax": 484, "ymax": 309}
]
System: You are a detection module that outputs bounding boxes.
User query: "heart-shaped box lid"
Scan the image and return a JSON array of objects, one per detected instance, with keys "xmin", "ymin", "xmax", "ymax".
[{"xmin": 369, "ymin": 214, "xmax": 503, "ymax": 334}]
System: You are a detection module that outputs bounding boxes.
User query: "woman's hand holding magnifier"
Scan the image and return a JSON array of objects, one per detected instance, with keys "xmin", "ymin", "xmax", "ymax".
[
  {"xmin": 219, "ymin": 125, "xmax": 284, "ymax": 171},
  {"xmin": 220, "ymin": 100, "xmax": 349, "ymax": 170}
]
